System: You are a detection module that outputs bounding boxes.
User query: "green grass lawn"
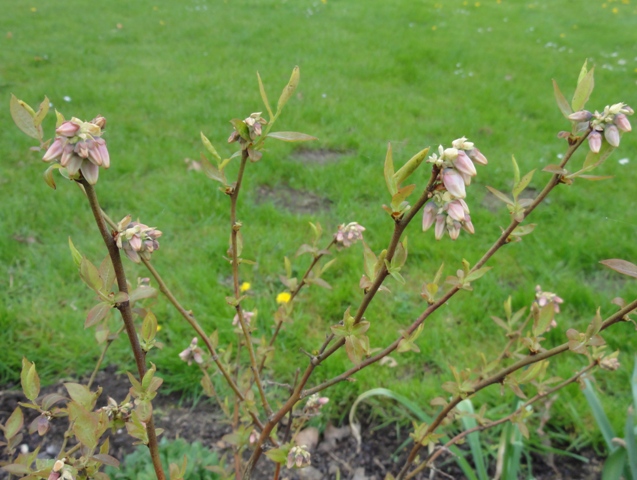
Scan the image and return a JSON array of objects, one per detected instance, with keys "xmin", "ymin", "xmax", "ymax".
[{"xmin": 2, "ymin": 0, "xmax": 637, "ymax": 452}]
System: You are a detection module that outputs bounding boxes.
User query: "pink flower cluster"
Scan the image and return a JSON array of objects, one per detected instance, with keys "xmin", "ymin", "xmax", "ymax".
[
  {"xmin": 42, "ymin": 116, "xmax": 109, "ymax": 185},
  {"xmin": 179, "ymin": 337, "xmax": 204, "ymax": 365},
  {"xmin": 335, "ymin": 222, "xmax": 365, "ymax": 247},
  {"xmin": 534, "ymin": 285, "xmax": 564, "ymax": 330},
  {"xmin": 567, "ymin": 103, "xmax": 633, "ymax": 152},
  {"xmin": 114, "ymin": 215, "xmax": 162, "ymax": 263},
  {"xmin": 422, "ymin": 137, "xmax": 487, "ymax": 240}
]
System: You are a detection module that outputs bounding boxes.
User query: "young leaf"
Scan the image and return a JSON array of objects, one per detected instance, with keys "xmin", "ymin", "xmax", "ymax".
[
  {"xmin": 4, "ymin": 407, "xmax": 24, "ymax": 440},
  {"xmin": 277, "ymin": 66, "xmax": 300, "ymax": 114},
  {"xmin": 10, "ymin": 94, "xmax": 42, "ymax": 140},
  {"xmin": 542, "ymin": 164, "xmax": 568, "ymax": 175},
  {"xmin": 256, "ymin": 71, "xmax": 274, "ymax": 120},
  {"xmin": 80, "ymin": 257, "xmax": 103, "ymax": 292},
  {"xmin": 43, "ymin": 164, "xmax": 61, "ymax": 190},
  {"xmin": 68, "ymin": 402, "xmax": 99, "ymax": 450},
  {"xmin": 266, "ymin": 131, "xmax": 317, "ymax": 142},
  {"xmin": 393, "ymin": 147, "xmax": 430, "ymax": 186},
  {"xmin": 572, "ymin": 66, "xmax": 594, "ymax": 112},
  {"xmin": 200, "ymin": 132, "xmax": 222, "ymax": 163},
  {"xmin": 465, "ymin": 266, "xmax": 492, "ymax": 283},
  {"xmin": 33, "ymin": 96, "xmax": 50, "ymax": 127},
  {"xmin": 511, "ymin": 156, "xmax": 521, "ymax": 186},
  {"xmin": 201, "ymin": 156, "xmax": 227, "ymax": 185},
  {"xmin": 599, "ymin": 259, "xmax": 637, "ymax": 279},
  {"xmin": 21, "ymin": 358, "xmax": 40, "ymax": 403},
  {"xmin": 98, "ymin": 256, "xmax": 116, "ymax": 293},
  {"xmin": 552, "ymin": 79, "xmax": 573, "ymax": 118},
  {"xmin": 486, "ymin": 186, "xmax": 514, "ymax": 206},
  {"xmin": 141, "ymin": 311, "xmax": 158, "ymax": 343},
  {"xmin": 64, "ymin": 383, "xmax": 99, "ymax": 410},
  {"xmin": 384, "ymin": 143, "xmax": 397, "ymax": 196},
  {"xmin": 513, "ymin": 169, "xmax": 535, "ymax": 200},
  {"xmin": 68, "ymin": 237, "xmax": 82, "ymax": 268},
  {"xmin": 85, "ymin": 302, "xmax": 112, "ymax": 328}
]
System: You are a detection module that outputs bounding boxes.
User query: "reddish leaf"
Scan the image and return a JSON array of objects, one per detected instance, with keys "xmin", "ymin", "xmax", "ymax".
[{"xmin": 600, "ymin": 259, "xmax": 637, "ymax": 279}]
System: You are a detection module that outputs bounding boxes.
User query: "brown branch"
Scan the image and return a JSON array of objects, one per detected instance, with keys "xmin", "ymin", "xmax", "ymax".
[
  {"xmin": 395, "ymin": 297, "xmax": 637, "ymax": 479},
  {"xmin": 407, "ymin": 362, "xmax": 597, "ymax": 479},
  {"xmin": 80, "ymin": 178, "xmax": 165, "ymax": 480}
]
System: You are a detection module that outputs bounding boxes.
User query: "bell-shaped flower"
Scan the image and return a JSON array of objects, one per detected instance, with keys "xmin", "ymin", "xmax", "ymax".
[
  {"xmin": 422, "ymin": 202, "xmax": 437, "ymax": 231},
  {"xmin": 453, "ymin": 150, "xmax": 477, "ymax": 177},
  {"xmin": 446, "ymin": 199, "xmax": 468, "ymax": 222},
  {"xmin": 442, "ymin": 168, "xmax": 466, "ymax": 198},
  {"xmin": 462, "ymin": 214, "xmax": 475, "ymax": 234},
  {"xmin": 567, "ymin": 110, "xmax": 592, "ymax": 122},
  {"xmin": 335, "ymin": 222, "xmax": 365, "ymax": 247},
  {"xmin": 604, "ymin": 125, "xmax": 620, "ymax": 147},
  {"xmin": 466, "ymin": 148, "xmax": 488, "ymax": 165},
  {"xmin": 447, "ymin": 220, "xmax": 461, "ymax": 240},
  {"xmin": 614, "ymin": 113, "xmax": 632, "ymax": 133},
  {"xmin": 179, "ymin": 337, "xmax": 204, "ymax": 365},
  {"xmin": 434, "ymin": 214, "xmax": 446, "ymax": 240},
  {"xmin": 287, "ymin": 445, "xmax": 311, "ymax": 469}
]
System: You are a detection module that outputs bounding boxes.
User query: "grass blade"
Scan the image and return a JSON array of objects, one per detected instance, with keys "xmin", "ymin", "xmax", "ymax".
[
  {"xmin": 583, "ymin": 379, "xmax": 617, "ymax": 452},
  {"xmin": 602, "ymin": 448, "xmax": 626, "ymax": 480},
  {"xmin": 457, "ymin": 399, "xmax": 489, "ymax": 480},
  {"xmin": 625, "ymin": 408, "xmax": 637, "ymax": 480}
]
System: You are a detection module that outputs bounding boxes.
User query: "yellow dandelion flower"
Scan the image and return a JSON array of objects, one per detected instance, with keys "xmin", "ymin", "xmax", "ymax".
[
  {"xmin": 612, "ymin": 6, "xmax": 619, "ymax": 11},
  {"xmin": 432, "ymin": 25, "xmax": 437, "ymax": 31},
  {"xmin": 30, "ymin": 7, "xmax": 37, "ymax": 12},
  {"xmin": 276, "ymin": 292, "xmax": 292, "ymax": 304},
  {"xmin": 157, "ymin": 325, "xmax": 162, "ymax": 332},
  {"xmin": 560, "ymin": 33, "xmax": 566, "ymax": 38},
  {"xmin": 240, "ymin": 282, "xmax": 251, "ymax": 292},
  {"xmin": 475, "ymin": 2, "xmax": 481, "ymax": 6}
]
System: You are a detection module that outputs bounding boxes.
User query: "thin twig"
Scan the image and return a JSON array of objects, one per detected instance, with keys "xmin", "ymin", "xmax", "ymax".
[{"xmin": 80, "ymin": 179, "xmax": 165, "ymax": 480}]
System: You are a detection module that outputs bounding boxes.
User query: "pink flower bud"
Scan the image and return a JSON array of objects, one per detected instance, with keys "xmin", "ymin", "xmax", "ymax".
[
  {"xmin": 129, "ymin": 234, "xmax": 143, "ymax": 251},
  {"xmin": 55, "ymin": 121, "xmax": 79, "ymax": 137},
  {"xmin": 434, "ymin": 215, "xmax": 445, "ymax": 240},
  {"xmin": 87, "ymin": 140, "xmax": 103, "ymax": 166},
  {"xmin": 462, "ymin": 215, "xmax": 475, "ymax": 234},
  {"xmin": 422, "ymin": 202, "xmax": 437, "ymax": 231},
  {"xmin": 60, "ymin": 144, "xmax": 74, "ymax": 167},
  {"xmin": 66, "ymin": 154, "xmax": 83, "ymax": 176},
  {"xmin": 91, "ymin": 115, "xmax": 107, "ymax": 129},
  {"xmin": 42, "ymin": 138, "xmax": 64, "ymax": 162},
  {"xmin": 95, "ymin": 138, "xmax": 110, "ymax": 168},
  {"xmin": 614, "ymin": 113, "xmax": 632, "ymax": 132},
  {"xmin": 466, "ymin": 148, "xmax": 488, "ymax": 165},
  {"xmin": 453, "ymin": 150, "xmax": 477, "ymax": 177},
  {"xmin": 442, "ymin": 168, "xmax": 466, "ymax": 198},
  {"xmin": 448, "ymin": 221, "xmax": 461, "ymax": 240},
  {"xmin": 567, "ymin": 110, "xmax": 592, "ymax": 122},
  {"xmin": 446, "ymin": 200, "xmax": 466, "ymax": 222},
  {"xmin": 604, "ymin": 125, "xmax": 620, "ymax": 147},
  {"xmin": 74, "ymin": 140, "xmax": 89, "ymax": 159},
  {"xmin": 80, "ymin": 160, "xmax": 100, "ymax": 185},
  {"xmin": 588, "ymin": 131, "xmax": 602, "ymax": 153}
]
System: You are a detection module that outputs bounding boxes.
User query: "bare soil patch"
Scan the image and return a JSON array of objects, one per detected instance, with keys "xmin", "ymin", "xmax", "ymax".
[
  {"xmin": 255, "ymin": 184, "xmax": 332, "ymax": 215},
  {"xmin": 0, "ymin": 367, "xmax": 603, "ymax": 479},
  {"xmin": 290, "ymin": 148, "xmax": 354, "ymax": 165}
]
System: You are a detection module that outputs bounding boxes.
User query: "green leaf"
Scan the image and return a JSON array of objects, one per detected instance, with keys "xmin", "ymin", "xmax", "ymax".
[
  {"xmin": 21, "ymin": 358, "xmax": 40, "ymax": 402},
  {"xmin": 600, "ymin": 259, "xmax": 637, "ymax": 279},
  {"xmin": 542, "ymin": 164, "xmax": 568, "ymax": 175},
  {"xmin": 229, "ymin": 119, "xmax": 250, "ymax": 141},
  {"xmin": 80, "ymin": 257, "xmax": 103, "ymax": 292},
  {"xmin": 510, "ymin": 224, "xmax": 536, "ymax": 237},
  {"xmin": 141, "ymin": 311, "xmax": 158, "ymax": 343},
  {"xmin": 390, "ymin": 184, "xmax": 415, "ymax": 211},
  {"xmin": 583, "ymin": 141, "xmax": 615, "ymax": 171},
  {"xmin": 98, "ymin": 256, "xmax": 116, "ymax": 293},
  {"xmin": 486, "ymin": 186, "xmax": 514, "ymax": 206},
  {"xmin": 552, "ymin": 79, "xmax": 573, "ymax": 119},
  {"xmin": 362, "ymin": 241, "xmax": 377, "ymax": 280},
  {"xmin": 266, "ymin": 131, "xmax": 317, "ymax": 142},
  {"xmin": 265, "ymin": 445, "xmax": 291, "ymax": 465},
  {"xmin": 129, "ymin": 285, "xmax": 158, "ymax": 303},
  {"xmin": 464, "ymin": 266, "xmax": 492, "ymax": 283},
  {"xmin": 4, "ymin": 407, "xmax": 24, "ymax": 440},
  {"xmin": 392, "ymin": 238, "xmax": 408, "ymax": 270},
  {"xmin": 276, "ymin": 66, "xmax": 300, "ymax": 114},
  {"xmin": 33, "ymin": 96, "xmax": 50, "ymax": 127},
  {"xmin": 64, "ymin": 383, "xmax": 98, "ymax": 410},
  {"xmin": 513, "ymin": 169, "xmax": 535, "ymax": 200},
  {"xmin": 511, "ymin": 156, "xmax": 520, "ymax": 186},
  {"xmin": 43, "ymin": 164, "xmax": 62, "ymax": 190},
  {"xmin": 68, "ymin": 237, "xmax": 82, "ymax": 268},
  {"xmin": 393, "ymin": 147, "xmax": 429, "ymax": 186},
  {"xmin": 384, "ymin": 143, "xmax": 397, "ymax": 196},
  {"xmin": 572, "ymin": 65, "xmax": 595, "ymax": 112},
  {"xmin": 68, "ymin": 402, "xmax": 99, "ymax": 450},
  {"xmin": 201, "ymin": 156, "xmax": 227, "ymax": 185},
  {"xmin": 200, "ymin": 132, "xmax": 222, "ymax": 163},
  {"xmin": 256, "ymin": 71, "xmax": 274, "ymax": 120},
  {"xmin": 85, "ymin": 302, "xmax": 112, "ymax": 328},
  {"xmin": 533, "ymin": 303, "xmax": 555, "ymax": 336},
  {"xmin": 10, "ymin": 94, "xmax": 42, "ymax": 140}
]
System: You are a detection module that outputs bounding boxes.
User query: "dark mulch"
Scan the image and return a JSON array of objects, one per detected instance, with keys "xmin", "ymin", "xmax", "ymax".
[{"xmin": 0, "ymin": 367, "xmax": 603, "ymax": 479}]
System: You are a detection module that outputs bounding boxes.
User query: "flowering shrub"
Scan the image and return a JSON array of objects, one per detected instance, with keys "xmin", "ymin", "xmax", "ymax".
[{"xmin": 3, "ymin": 62, "xmax": 637, "ymax": 480}]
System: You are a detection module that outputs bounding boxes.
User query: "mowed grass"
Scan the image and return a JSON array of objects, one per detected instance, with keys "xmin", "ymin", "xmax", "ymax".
[{"xmin": 2, "ymin": 0, "xmax": 637, "ymax": 449}]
